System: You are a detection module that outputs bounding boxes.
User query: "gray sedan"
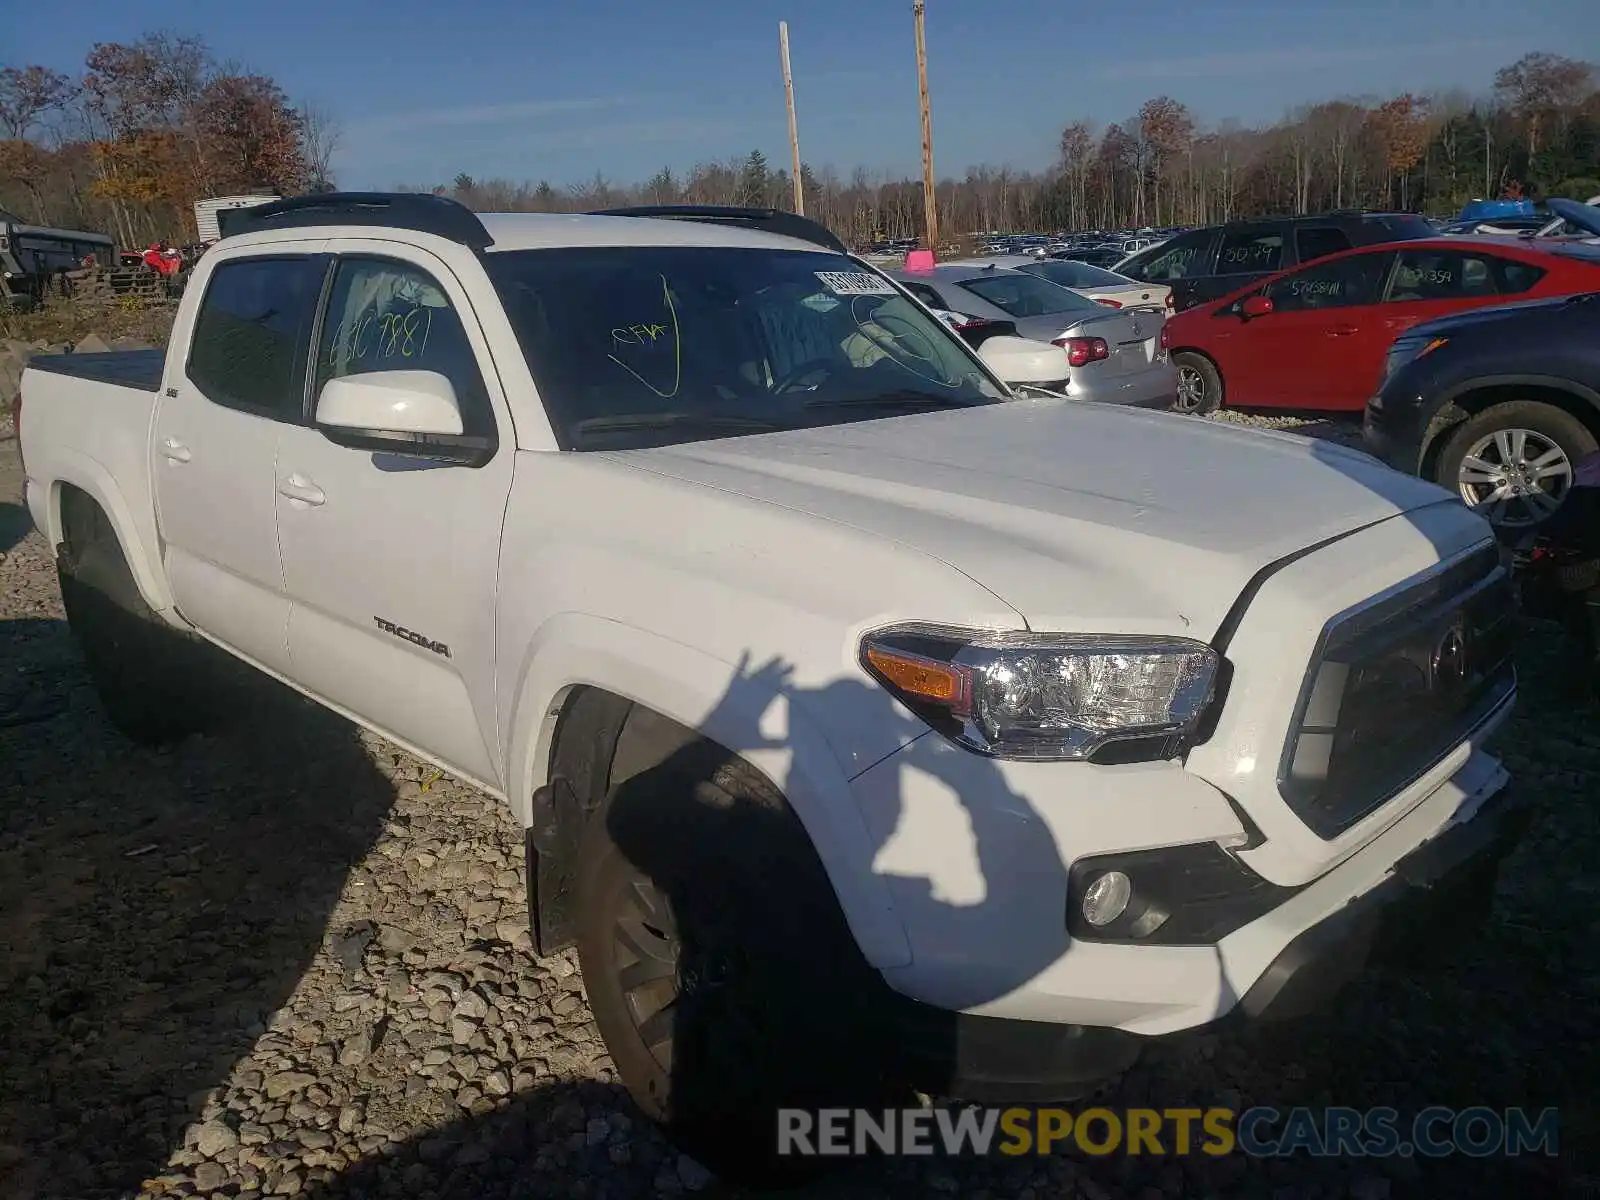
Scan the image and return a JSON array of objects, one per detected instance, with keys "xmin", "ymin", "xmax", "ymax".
[{"xmin": 886, "ymin": 263, "xmax": 1175, "ymax": 408}]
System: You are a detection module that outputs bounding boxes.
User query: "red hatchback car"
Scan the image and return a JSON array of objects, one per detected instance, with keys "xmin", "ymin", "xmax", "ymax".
[{"xmin": 1164, "ymin": 236, "xmax": 1600, "ymax": 414}]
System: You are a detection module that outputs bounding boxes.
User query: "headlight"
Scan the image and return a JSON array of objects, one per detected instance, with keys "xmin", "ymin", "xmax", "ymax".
[
  {"xmin": 860, "ymin": 623, "xmax": 1220, "ymax": 762},
  {"xmin": 1381, "ymin": 335, "xmax": 1448, "ymax": 383}
]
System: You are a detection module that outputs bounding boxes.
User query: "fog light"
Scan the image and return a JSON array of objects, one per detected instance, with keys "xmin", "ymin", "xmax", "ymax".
[{"xmin": 1082, "ymin": 871, "xmax": 1132, "ymax": 927}]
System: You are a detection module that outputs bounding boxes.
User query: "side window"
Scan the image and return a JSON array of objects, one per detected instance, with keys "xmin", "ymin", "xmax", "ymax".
[
  {"xmin": 1384, "ymin": 250, "xmax": 1500, "ymax": 303},
  {"xmin": 1266, "ymin": 252, "xmax": 1392, "ymax": 312},
  {"xmin": 188, "ymin": 256, "xmax": 324, "ymax": 417},
  {"xmin": 1495, "ymin": 258, "xmax": 1547, "ymax": 295},
  {"xmin": 315, "ymin": 258, "xmax": 495, "ymax": 439},
  {"xmin": 1295, "ymin": 226, "xmax": 1353, "ymax": 263},
  {"xmin": 1217, "ymin": 229, "xmax": 1284, "ymax": 275},
  {"xmin": 1134, "ymin": 234, "xmax": 1210, "ymax": 282}
]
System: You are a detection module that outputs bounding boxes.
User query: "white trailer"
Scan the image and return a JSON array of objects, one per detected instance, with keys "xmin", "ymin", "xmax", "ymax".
[{"xmin": 193, "ymin": 194, "xmax": 279, "ymax": 243}]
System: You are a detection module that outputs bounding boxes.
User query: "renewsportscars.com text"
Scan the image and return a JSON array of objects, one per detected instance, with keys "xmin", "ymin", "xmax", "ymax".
[{"xmin": 776, "ymin": 1106, "xmax": 1560, "ymax": 1159}]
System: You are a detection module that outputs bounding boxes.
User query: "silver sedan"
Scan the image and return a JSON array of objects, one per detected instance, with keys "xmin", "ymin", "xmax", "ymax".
[{"xmin": 886, "ymin": 263, "xmax": 1175, "ymax": 408}]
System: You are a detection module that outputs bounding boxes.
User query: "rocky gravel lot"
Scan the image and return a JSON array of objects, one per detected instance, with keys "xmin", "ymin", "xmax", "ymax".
[{"xmin": 2, "ymin": 415, "xmax": 1598, "ymax": 1200}]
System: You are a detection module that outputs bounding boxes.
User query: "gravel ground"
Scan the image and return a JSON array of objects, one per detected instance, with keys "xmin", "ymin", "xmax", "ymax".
[{"xmin": 2, "ymin": 415, "xmax": 1598, "ymax": 1200}]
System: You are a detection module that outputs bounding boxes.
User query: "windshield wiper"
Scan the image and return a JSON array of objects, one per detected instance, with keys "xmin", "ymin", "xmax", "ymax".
[
  {"xmin": 801, "ymin": 391, "xmax": 991, "ymax": 412},
  {"xmin": 572, "ymin": 413, "xmax": 792, "ymax": 437}
]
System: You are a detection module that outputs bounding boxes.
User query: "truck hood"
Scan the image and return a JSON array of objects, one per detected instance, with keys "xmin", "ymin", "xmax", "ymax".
[{"xmin": 611, "ymin": 400, "xmax": 1455, "ymax": 640}]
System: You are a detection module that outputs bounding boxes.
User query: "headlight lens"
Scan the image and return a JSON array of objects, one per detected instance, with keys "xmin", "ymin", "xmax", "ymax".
[
  {"xmin": 1381, "ymin": 335, "xmax": 1448, "ymax": 383},
  {"xmin": 860, "ymin": 624, "xmax": 1220, "ymax": 762}
]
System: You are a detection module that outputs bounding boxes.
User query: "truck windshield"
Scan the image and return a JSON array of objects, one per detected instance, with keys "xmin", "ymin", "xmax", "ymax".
[{"xmin": 484, "ymin": 246, "xmax": 1006, "ymax": 450}]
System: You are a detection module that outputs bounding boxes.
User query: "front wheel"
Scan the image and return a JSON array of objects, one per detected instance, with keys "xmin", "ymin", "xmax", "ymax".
[
  {"xmin": 575, "ymin": 746, "xmax": 901, "ymax": 1186},
  {"xmin": 1171, "ymin": 352, "xmax": 1222, "ymax": 415},
  {"xmin": 1434, "ymin": 401, "xmax": 1598, "ymax": 529}
]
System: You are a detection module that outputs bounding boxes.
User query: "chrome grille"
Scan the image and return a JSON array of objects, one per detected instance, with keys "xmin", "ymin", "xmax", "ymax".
[{"xmin": 1278, "ymin": 544, "xmax": 1517, "ymax": 839}]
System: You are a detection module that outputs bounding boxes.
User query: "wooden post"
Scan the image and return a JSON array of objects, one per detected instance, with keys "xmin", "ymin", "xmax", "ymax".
[
  {"xmin": 779, "ymin": 22, "xmax": 805, "ymax": 215},
  {"xmin": 912, "ymin": 0, "xmax": 938, "ymax": 252}
]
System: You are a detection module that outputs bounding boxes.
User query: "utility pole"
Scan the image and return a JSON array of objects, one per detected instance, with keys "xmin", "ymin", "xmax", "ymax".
[
  {"xmin": 779, "ymin": 22, "xmax": 805, "ymax": 215},
  {"xmin": 912, "ymin": 0, "xmax": 938, "ymax": 251}
]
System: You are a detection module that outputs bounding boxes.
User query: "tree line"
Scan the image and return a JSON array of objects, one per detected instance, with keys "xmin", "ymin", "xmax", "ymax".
[
  {"xmin": 2, "ymin": 35, "xmax": 1596, "ymax": 250},
  {"xmin": 0, "ymin": 33, "xmax": 332, "ymax": 247},
  {"xmin": 429, "ymin": 52, "xmax": 1599, "ymax": 246}
]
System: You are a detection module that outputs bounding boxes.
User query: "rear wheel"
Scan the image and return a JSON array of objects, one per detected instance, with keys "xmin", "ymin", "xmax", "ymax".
[
  {"xmin": 56, "ymin": 498, "xmax": 210, "ymax": 744},
  {"xmin": 575, "ymin": 745, "xmax": 901, "ymax": 1186},
  {"xmin": 1172, "ymin": 352, "xmax": 1222, "ymax": 415},
  {"xmin": 1434, "ymin": 401, "xmax": 1598, "ymax": 529}
]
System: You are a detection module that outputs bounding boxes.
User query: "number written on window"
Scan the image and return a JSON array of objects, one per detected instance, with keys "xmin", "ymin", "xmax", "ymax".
[{"xmin": 326, "ymin": 305, "xmax": 435, "ymax": 365}]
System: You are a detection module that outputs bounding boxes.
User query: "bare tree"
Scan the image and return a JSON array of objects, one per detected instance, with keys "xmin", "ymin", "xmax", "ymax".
[{"xmin": 299, "ymin": 103, "xmax": 340, "ymax": 191}]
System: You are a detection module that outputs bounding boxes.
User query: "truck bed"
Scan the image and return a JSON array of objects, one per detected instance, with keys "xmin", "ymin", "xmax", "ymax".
[{"xmin": 26, "ymin": 350, "xmax": 164, "ymax": 393}]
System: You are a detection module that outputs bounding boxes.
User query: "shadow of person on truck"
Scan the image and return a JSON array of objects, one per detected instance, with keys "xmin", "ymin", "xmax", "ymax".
[
  {"xmin": 289, "ymin": 432, "xmax": 1592, "ymax": 1199},
  {"xmin": 0, "ymin": 609, "xmax": 399, "ymax": 1200},
  {"xmin": 291, "ymin": 649, "xmax": 1154, "ymax": 1198}
]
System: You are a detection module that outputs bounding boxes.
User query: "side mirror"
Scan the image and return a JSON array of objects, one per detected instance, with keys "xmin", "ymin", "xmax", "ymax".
[
  {"xmin": 315, "ymin": 370, "xmax": 492, "ymax": 466},
  {"xmin": 977, "ymin": 334, "xmax": 1070, "ymax": 386},
  {"xmin": 1241, "ymin": 295, "xmax": 1275, "ymax": 319}
]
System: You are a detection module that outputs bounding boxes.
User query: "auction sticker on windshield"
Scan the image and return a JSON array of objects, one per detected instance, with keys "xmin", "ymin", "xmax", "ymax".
[{"xmin": 815, "ymin": 271, "xmax": 898, "ymax": 295}]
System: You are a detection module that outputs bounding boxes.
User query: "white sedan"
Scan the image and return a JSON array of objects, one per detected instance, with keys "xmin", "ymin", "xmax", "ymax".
[{"xmin": 950, "ymin": 255, "xmax": 1171, "ymax": 312}]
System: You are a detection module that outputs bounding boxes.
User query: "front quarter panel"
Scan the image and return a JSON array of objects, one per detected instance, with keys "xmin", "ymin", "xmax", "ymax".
[{"xmin": 495, "ymin": 447, "xmax": 1026, "ymax": 970}]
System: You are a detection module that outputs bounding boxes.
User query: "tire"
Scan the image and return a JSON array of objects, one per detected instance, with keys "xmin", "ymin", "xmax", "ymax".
[
  {"xmin": 1172, "ymin": 352, "xmax": 1222, "ymax": 415},
  {"xmin": 56, "ymin": 502, "xmax": 209, "ymax": 744},
  {"xmin": 575, "ymin": 743, "xmax": 902, "ymax": 1187},
  {"xmin": 1434, "ymin": 401, "xmax": 1599, "ymax": 530}
]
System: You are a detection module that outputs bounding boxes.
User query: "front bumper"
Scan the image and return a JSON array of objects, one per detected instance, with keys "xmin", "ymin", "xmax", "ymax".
[
  {"xmin": 890, "ymin": 775, "xmax": 1529, "ymax": 1101},
  {"xmin": 1361, "ymin": 389, "xmax": 1436, "ymax": 475}
]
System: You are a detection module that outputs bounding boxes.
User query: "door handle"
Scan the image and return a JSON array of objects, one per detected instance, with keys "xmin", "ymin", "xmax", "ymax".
[
  {"xmin": 277, "ymin": 474, "xmax": 326, "ymax": 506},
  {"xmin": 160, "ymin": 437, "xmax": 191, "ymax": 463},
  {"xmin": 1327, "ymin": 325, "xmax": 1359, "ymax": 336}
]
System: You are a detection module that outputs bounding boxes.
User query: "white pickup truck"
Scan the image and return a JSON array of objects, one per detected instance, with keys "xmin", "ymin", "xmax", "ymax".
[{"xmin": 15, "ymin": 194, "xmax": 1527, "ymax": 1181}]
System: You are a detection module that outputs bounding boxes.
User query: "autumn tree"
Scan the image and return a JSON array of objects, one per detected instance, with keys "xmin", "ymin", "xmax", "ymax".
[
  {"xmin": 1137, "ymin": 97, "xmax": 1194, "ymax": 225},
  {"xmin": 1494, "ymin": 52, "xmax": 1595, "ymax": 158},
  {"xmin": 1366, "ymin": 94, "xmax": 1431, "ymax": 208}
]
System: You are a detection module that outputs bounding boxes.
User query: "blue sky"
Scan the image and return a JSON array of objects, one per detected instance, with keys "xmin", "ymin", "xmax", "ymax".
[{"xmin": 8, "ymin": 0, "xmax": 1597, "ymax": 189}]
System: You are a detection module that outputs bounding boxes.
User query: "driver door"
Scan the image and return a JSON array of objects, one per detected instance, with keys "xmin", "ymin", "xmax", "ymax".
[{"xmin": 1254, "ymin": 249, "xmax": 1397, "ymax": 410}]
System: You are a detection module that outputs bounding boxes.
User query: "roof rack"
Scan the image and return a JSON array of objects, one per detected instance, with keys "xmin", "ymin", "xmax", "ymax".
[
  {"xmin": 217, "ymin": 192, "xmax": 494, "ymax": 250},
  {"xmin": 588, "ymin": 205, "xmax": 850, "ymax": 254}
]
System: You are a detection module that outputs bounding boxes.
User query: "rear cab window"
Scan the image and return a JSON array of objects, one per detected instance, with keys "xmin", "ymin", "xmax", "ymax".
[{"xmin": 187, "ymin": 256, "xmax": 325, "ymax": 419}]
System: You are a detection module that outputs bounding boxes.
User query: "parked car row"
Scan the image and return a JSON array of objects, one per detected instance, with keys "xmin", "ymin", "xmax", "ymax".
[
  {"xmin": 887, "ymin": 198, "xmax": 1600, "ymax": 533},
  {"xmin": 1151, "ymin": 198, "xmax": 1600, "ymax": 529}
]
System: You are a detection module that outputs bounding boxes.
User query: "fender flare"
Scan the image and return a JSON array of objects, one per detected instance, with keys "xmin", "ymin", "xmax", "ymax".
[
  {"xmin": 504, "ymin": 612, "xmax": 913, "ymax": 970},
  {"xmin": 1437, "ymin": 373, "xmax": 1600, "ymax": 414},
  {"xmin": 43, "ymin": 452, "xmax": 174, "ymax": 615}
]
